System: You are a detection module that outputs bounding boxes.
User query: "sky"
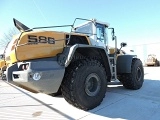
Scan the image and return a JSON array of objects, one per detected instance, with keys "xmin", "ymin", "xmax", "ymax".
[{"xmin": 0, "ymin": 0, "xmax": 160, "ymax": 53}]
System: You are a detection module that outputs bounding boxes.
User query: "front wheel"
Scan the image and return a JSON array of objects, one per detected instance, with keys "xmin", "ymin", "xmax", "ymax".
[
  {"xmin": 119, "ymin": 59, "xmax": 144, "ymax": 90},
  {"xmin": 61, "ymin": 59, "xmax": 107, "ymax": 110}
]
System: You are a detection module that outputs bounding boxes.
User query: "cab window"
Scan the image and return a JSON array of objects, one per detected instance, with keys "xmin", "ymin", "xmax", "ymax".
[
  {"xmin": 96, "ymin": 24, "xmax": 105, "ymax": 43},
  {"xmin": 75, "ymin": 22, "xmax": 93, "ymax": 36}
]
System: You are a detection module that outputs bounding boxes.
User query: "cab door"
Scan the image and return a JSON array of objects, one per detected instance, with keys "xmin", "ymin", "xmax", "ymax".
[{"xmin": 96, "ymin": 23, "xmax": 107, "ymax": 47}]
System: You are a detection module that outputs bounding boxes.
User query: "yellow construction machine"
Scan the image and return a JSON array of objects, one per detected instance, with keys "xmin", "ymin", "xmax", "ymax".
[
  {"xmin": 5, "ymin": 18, "xmax": 144, "ymax": 110},
  {"xmin": 0, "ymin": 54, "xmax": 5, "ymax": 77},
  {"xmin": 145, "ymin": 54, "xmax": 159, "ymax": 66},
  {"xmin": 0, "ymin": 42, "xmax": 11, "ymax": 80}
]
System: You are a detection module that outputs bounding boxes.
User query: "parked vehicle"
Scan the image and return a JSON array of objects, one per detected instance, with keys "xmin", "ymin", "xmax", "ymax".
[
  {"xmin": 5, "ymin": 18, "xmax": 144, "ymax": 110},
  {"xmin": 145, "ymin": 54, "xmax": 159, "ymax": 66}
]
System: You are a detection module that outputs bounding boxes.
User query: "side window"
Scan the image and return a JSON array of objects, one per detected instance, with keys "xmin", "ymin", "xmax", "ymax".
[
  {"xmin": 96, "ymin": 24, "xmax": 105, "ymax": 43},
  {"xmin": 75, "ymin": 22, "xmax": 93, "ymax": 35}
]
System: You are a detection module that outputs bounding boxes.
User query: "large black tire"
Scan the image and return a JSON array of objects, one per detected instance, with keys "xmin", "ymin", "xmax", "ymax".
[
  {"xmin": 2, "ymin": 73, "xmax": 6, "ymax": 80},
  {"xmin": 157, "ymin": 61, "xmax": 160, "ymax": 66},
  {"xmin": 118, "ymin": 59, "xmax": 144, "ymax": 90},
  {"xmin": 154, "ymin": 60, "xmax": 159, "ymax": 66},
  {"xmin": 61, "ymin": 59, "xmax": 107, "ymax": 110}
]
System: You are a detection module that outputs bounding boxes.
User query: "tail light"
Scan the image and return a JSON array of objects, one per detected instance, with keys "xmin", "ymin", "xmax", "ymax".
[{"xmin": 21, "ymin": 63, "xmax": 29, "ymax": 70}]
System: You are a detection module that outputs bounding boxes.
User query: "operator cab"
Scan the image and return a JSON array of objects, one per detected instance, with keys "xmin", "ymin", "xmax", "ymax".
[{"xmin": 74, "ymin": 19, "xmax": 109, "ymax": 48}]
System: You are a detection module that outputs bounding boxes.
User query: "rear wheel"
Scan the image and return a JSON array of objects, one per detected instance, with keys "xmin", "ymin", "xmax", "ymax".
[
  {"xmin": 61, "ymin": 59, "xmax": 107, "ymax": 110},
  {"xmin": 118, "ymin": 59, "xmax": 144, "ymax": 90},
  {"xmin": 154, "ymin": 60, "xmax": 159, "ymax": 66},
  {"xmin": 2, "ymin": 72, "xmax": 6, "ymax": 80}
]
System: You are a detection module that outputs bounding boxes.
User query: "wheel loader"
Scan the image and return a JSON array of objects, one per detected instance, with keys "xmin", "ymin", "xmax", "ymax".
[
  {"xmin": 0, "ymin": 54, "xmax": 8, "ymax": 80},
  {"xmin": 5, "ymin": 18, "xmax": 144, "ymax": 110},
  {"xmin": 0, "ymin": 42, "xmax": 11, "ymax": 80},
  {"xmin": 145, "ymin": 54, "xmax": 159, "ymax": 66}
]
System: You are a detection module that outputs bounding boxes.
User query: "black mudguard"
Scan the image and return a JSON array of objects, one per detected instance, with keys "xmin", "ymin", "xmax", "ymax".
[
  {"xmin": 117, "ymin": 55, "xmax": 137, "ymax": 74},
  {"xmin": 6, "ymin": 63, "xmax": 19, "ymax": 82}
]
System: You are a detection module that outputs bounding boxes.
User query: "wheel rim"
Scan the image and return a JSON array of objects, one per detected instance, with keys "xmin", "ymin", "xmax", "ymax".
[
  {"xmin": 136, "ymin": 67, "xmax": 142, "ymax": 81},
  {"xmin": 85, "ymin": 73, "xmax": 101, "ymax": 96}
]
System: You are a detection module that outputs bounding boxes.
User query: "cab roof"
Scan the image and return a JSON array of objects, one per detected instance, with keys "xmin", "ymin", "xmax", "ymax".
[
  {"xmin": 74, "ymin": 18, "xmax": 110, "ymax": 30},
  {"xmin": 92, "ymin": 18, "xmax": 110, "ymax": 27}
]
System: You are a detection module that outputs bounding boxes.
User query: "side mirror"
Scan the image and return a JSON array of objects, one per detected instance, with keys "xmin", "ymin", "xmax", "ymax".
[
  {"xmin": 112, "ymin": 36, "xmax": 115, "ymax": 41},
  {"xmin": 120, "ymin": 42, "xmax": 127, "ymax": 48},
  {"xmin": 109, "ymin": 28, "xmax": 115, "ymax": 41}
]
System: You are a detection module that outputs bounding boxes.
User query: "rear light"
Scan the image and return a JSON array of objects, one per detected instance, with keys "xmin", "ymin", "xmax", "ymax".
[
  {"xmin": 22, "ymin": 65, "xmax": 25, "ymax": 70},
  {"xmin": 21, "ymin": 63, "xmax": 29, "ymax": 70}
]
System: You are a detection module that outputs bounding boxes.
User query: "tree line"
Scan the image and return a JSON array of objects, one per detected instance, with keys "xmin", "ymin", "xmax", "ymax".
[{"xmin": 0, "ymin": 27, "xmax": 19, "ymax": 52}]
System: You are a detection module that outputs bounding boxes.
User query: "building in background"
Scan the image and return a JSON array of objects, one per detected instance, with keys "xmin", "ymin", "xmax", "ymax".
[{"xmin": 124, "ymin": 43, "xmax": 160, "ymax": 65}]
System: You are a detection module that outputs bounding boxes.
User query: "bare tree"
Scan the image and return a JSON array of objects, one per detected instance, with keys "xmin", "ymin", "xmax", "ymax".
[{"xmin": 0, "ymin": 27, "xmax": 19, "ymax": 49}]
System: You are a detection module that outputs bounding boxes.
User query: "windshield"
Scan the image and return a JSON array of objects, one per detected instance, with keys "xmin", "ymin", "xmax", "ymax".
[{"xmin": 75, "ymin": 22, "xmax": 93, "ymax": 35}]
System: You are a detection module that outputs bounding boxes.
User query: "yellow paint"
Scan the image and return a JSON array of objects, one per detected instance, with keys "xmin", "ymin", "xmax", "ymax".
[
  {"xmin": 9, "ymin": 31, "xmax": 66, "ymax": 63},
  {"xmin": 7, "ymin": 30, "xmax": 91, "ymax": 64},
  {"xmin": 0, "ymin": 60, "xmax": 5, "ymax": 68},
  {"xmin": 109, "ymin": 47, "xmax": 125, "ymax": 58},
  {"xmin": 109, "ymin": 48, "xmax": 116, "ymax": 54}
]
